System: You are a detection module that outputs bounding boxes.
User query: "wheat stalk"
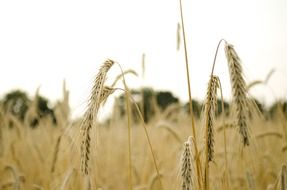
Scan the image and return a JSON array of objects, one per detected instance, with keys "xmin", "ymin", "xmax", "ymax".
[
  {"xmin": 177, "ymin": 22, "xmax": 181, "ymax": 51},
  {"xmin": 148, "ymin": 173, "xmax": 163, "ymax": 190},
  {"xmin": 179, "ymin": 0, "xmax": 203, "ymax": 187},
  {"xmin": 247, "ymin": 68, "xmax": 275, "ymax": 90},
  {"xmin": 0, "ymin": 109, "xmax": 3, "ymax": 157},
  {"xmin": 60, "ymin": 168, "xmax": 76, "ymax": 190},
  {"xmin": 124, "ymin": 88, "xmax": 164, "ymax": 189},
  {"xmin": 81, "ymin": 59, "xmax": 114, "ymax": 175},
  {"xmin": 142, "ymin": 53, "xmax": 146, "ymax": 78},
  {"xmin": 51, "ymin": 135, "xmax": 62, "ymax": 173},
  {"xmin": 225, "ymin": 43, "xmax": 250, "ymax": 146},
  {"xmin": 246, "ymin": 171, "xmax": 256, "ymax": 190},
  {"xmin": 111, "ymin": 70, "xmax": 138, "ymax": 88}
]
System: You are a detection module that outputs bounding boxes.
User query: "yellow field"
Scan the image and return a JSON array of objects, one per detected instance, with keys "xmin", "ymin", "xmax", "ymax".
[
  {"xmin": 0, "ymin": 29, "xmax": 286, "ymax": 190},
  {"xmin": 0, "ymin": 80, "xmax": 286, "ymax": 190}
]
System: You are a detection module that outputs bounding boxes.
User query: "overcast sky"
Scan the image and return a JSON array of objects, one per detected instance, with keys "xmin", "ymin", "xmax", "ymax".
[{"xmin": 0, "ymin": 0, "xmax": 287, "ymax": 116}]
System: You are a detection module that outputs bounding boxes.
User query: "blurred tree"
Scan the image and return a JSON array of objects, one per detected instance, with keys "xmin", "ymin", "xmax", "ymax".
[
  {"xmin": 1, "ymin": 89, "xmax": 57, "ymax": 127},
  {"xmin": 2, "ymin": 90, "xmax": 30, "ymax": 121},
  {"xmin": 141, "ymin": 88, "xmax": 156, "ymax": 122},
  {"xmin": 115, "ymin": 88, "xmax": 179, "ymax": 123},
  {"xmin": 156, "ymin": 91, "xmax": 179, "ymax": 110},
  {"xmin": 30, "ymin": 95, "xmax": 57, "ymax": 127}
]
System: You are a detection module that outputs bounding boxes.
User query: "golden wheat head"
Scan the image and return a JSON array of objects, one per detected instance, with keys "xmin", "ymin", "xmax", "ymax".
[
  {"xmin": 81, "ymin": 59, "xmax": 115, "ymax": 175},
  {"xmin": 181, "ymin": 137, "xmax": 194, "ymax": 190},
  {"xmin": 225, "ymin": 43, "xmax": 250, "ymax": 146},
  {"xmin": 204, "ymin": 75, "xmax": 219, "ymax": 162}
]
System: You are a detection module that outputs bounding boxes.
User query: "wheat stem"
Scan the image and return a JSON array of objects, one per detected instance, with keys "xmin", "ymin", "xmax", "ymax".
[
  {"xmin": 210, "ymin": 39, "xmax": 227, "ymax": 76},
  {"xmin": 115, "ymin": 86, "xmax": 164, "ymax": 190},
  {"xmin": 179, "ymin": 0, "xmax": 202, "ymax": 188},
  {"xmin": 217, "ymin": 78, "xmax": 230, "ymax": 190}
]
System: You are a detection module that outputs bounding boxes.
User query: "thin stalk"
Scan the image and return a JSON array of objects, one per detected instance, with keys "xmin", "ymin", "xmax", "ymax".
[
  {"xmin": 208, "ymin": 39, "xmax": 228, "ymax": 190},
  {"xmin": 115, "ymin": 86, "xmax": 164, "ymax": 190},
  {"xmin": 124, "ymin": 84, "xmax": 133, "ymax": 190},
  {"xmin": 116, "ymin": 63, "xmax": 133, "ymax": 190},
  {"xmin": 116, "ymin": 63, "xmax": 163, "ymax": 190},
  {"xmin": 210, "ymin": 39, "xmax": 227, "ymax": 76},
  {"xmin": 179, "ymin": 0, "xmax": 202, "ymax": 188},
  {"xmin": 141, "ymin": 54, "xmax": 146, "ymax": 123},
  {"xmin": 129, "ymin": 94, "xmax": 163, "ymax": 190},
  {"xmin": 218, "ymin": 78, "xmax": 229, "ymax": 190}
]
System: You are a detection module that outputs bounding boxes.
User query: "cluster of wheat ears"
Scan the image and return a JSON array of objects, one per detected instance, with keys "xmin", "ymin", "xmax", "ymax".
[
  {"xmin": 76, "ymin": 40, "xmax": 263, "ymax": 190},
  {"xmin": 77, "ymin": 1, "xmax": 286, "ymax": 189}
]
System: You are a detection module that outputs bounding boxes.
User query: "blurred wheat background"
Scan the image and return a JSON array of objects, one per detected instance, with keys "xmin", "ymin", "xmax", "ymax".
[{"xmin": 1, "ymin": 0, "xmax": 287, "ymax": 190}]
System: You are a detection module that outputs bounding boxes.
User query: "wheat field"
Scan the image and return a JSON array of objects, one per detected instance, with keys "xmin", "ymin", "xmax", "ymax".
[
  {"xmin": 0, "ymin": 83, "xmax": 286, "ymax": 190},
  {"xmin": 0, "ymin": 43, "xmax": 287, "ymax": 190},
  {"xmin": 0, "ymin": 3, "xmax": 286, "ymax": 189}
]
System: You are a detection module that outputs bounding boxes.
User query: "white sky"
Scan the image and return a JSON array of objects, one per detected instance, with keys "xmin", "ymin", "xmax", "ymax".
[{"xmin": 0, "ymin": 0, "xmax": 287, "ymax": 116}]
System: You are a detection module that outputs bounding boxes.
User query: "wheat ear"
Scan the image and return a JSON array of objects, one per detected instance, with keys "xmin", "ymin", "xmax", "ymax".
[
  {"xmin": 181, "ymin": 137, "xmax": 194, "ymax": 190},
  {"xmin": 203, "ymin": 75, "xmax": 219, "ymax": 190},
  {"xmin": 204, "ymin": 75, "xmax": 219, "ymax": 162},
  {"xmin": 81, "ymin": 59, "xmax": 114, "ymax": 175},
  {"xmin": 225, "ymin": 43, "xmax": 250, "ymax": 146}
]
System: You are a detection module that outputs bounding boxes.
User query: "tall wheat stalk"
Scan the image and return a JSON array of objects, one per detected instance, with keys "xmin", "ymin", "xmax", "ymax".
[
  {"xmin": 119, "ymin": 66, "xmax": 133, "ymax": 190},
  {"xmin": 205, "ymin": 39, "xmax": 229, "ymax": 189},
  {"xmin": 179, "ymin": 0, "xmax": 202, "ymax": 188},
  {"xmin": 123, "ymin": 90, "xmax": 164, "ymax": 189},
  {"xmin": 217, "ymin": 78, "xmax": 230, "ymax": 190},
  {"xmin": 115, "ymin": 62, "xmax": 162, "ymax": 190}
]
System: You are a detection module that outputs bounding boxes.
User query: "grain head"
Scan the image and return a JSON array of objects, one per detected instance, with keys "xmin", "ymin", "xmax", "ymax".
[
  {"xmin": 81, "ymin": 59, "xmax": 115, "ymax": 175},
  {"xmin": 181, "ymin": 137, "xmax": 194, "ymax": 190},
  {"xmin": 204, "ymin": 75, "xmax": 219, "ymax": 162},
  {"xmin": 225, "ymin": 43, "xmax": 250, "ymax": 146}
]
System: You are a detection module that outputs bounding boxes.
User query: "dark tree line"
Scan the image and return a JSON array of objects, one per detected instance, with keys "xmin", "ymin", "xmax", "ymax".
[
  {"xmin": 114, "ymin": 88, "xmax": 179, "ymax": 122},
  {"xmin": 114, "ymin": 88, "xmax": 287, "ymax": 122},
  {"xmin": 1, "ymin": 88, "xmax": 287, "ymax": 126},
  {"xmin": 0, "ymin": 90, "xmax": 56, "ymax": 127}
]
